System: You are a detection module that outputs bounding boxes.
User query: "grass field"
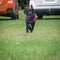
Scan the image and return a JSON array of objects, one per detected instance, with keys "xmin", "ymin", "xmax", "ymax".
[{"xmin": 0, "ymin": 12, "xmax": 60, "ymax": 60}]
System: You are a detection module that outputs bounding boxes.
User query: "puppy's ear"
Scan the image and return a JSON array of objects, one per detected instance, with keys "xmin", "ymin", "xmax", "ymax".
[{"xmin": 24, "ymin": 8, "xmax": 29, "ymax": 14}]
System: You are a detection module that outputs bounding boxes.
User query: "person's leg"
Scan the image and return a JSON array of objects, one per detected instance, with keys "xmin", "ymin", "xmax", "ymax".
[
  {"xmin": 28, "ymin": 24, "xmax": 32, "ymax": 31},
  {"xmin": 26, "ymin": 21, "xmax": 29, "ymax": 33},
  {"xmin": 26, "ymin": 21, "xmax": 32, "ymax": 33},
  {"xmin": 30, "ymin": 21, "xmax": 35, "ymax": 32}
]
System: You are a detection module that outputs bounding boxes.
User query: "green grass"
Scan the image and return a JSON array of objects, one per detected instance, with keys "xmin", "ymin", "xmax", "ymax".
[{"xmin": 0, "ymin": 12, "xmax": 60, "ymax": 60}]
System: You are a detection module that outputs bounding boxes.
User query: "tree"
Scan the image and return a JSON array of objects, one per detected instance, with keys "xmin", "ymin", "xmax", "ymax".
[{"xmin": 18, "ymin": 0, "xmax": 29, "ymax": 9}]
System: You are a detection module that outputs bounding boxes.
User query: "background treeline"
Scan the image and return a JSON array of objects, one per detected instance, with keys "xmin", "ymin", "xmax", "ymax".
[{"xmin": 18, "ymin": 0, "xmax": 29, "ymax": 9}]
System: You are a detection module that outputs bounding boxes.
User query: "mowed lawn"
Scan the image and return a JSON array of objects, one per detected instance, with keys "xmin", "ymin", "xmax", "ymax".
[{"xmin": 0, "ymin": 11, "xmax": 60, "ymax": 60}]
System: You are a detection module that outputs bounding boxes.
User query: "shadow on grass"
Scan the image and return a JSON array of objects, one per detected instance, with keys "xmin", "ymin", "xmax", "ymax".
[
  {"xmin": 0, "ymin": 19, "xmax": 11, "ymax": 21},
  {"xmin": 42, "ymin": 18, "xmax": 60, "ymax": 20},
  {"xmin": 0, "ymin": 18, "xmax": 18, "ymax": 21},
  {"xmin": 38, "ymin": 18, "xmax": 60, "ymax": 20}
]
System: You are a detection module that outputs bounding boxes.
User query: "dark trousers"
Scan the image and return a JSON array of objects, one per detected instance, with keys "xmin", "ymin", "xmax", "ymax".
[{"xmin": 26, "ymin": 20, "xmax": 35, "ymax": 33}]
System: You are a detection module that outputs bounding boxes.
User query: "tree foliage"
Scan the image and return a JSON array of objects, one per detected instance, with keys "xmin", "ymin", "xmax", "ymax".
[{"xmin": 18, "ymin": 0, "xmax": 29, "ymax": 9}]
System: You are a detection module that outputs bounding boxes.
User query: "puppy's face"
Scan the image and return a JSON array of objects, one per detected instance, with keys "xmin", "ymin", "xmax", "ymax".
[{"xmin": 28, "ymin": 11, "xmax": 32, "ymax": 15}]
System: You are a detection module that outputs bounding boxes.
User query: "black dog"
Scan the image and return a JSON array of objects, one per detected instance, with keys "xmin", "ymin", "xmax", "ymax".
[{"xmin": 24, "ymin": 8, "xmax": 37, "ymax": 33}]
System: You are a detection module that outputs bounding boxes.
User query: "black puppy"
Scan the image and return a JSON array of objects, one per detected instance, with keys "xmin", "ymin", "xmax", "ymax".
[{"xmin": 24, "ymin": 8, "xmax": 37, "ymax": 33}]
